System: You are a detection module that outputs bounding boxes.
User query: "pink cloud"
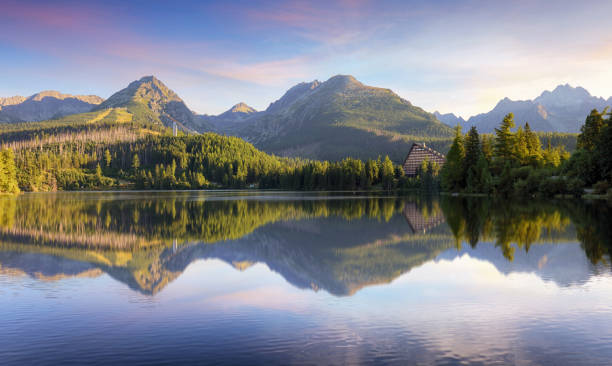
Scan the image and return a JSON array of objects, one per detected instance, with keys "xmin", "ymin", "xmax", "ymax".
[
  {"xmin": 226, "ymin": 0, "xmax": 378, "ymax": 45},
  {"xmin": 1, "ymin": 0, "xmax": 108, "ymax": 32}
]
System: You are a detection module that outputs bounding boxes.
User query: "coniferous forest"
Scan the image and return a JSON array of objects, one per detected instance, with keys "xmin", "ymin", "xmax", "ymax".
[{"xmin": 439, "ymin": 109, "xmax": 612, "ymax": 198}]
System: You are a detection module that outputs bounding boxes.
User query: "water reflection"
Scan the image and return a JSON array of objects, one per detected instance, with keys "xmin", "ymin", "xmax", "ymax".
[{"xmin": 0, "ymin": 192, "xmax": 610, "ymax": 296}]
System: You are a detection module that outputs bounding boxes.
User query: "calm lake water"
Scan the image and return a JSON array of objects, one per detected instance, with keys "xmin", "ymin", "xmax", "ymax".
[{"xmin": 1, "ymin": 191, "xmax": 611, "ymax": 365}]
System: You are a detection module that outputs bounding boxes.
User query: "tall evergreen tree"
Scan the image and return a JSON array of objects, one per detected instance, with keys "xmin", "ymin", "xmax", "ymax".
[
  {"xmin": 381, "ymin": 155, "xmax": 395, "ymax": 191},
  {"xmin": 441, "ymin": 124, "xmax": 466, "ymax": 191},
  {"xmin": 481, "ymin": 135, "xmax": 494, "ymax": 163},
  {"xmin": 578, "ymin": 109, "xmax": 606, "ymax": 151},
  {"xmin": 524, "ymin": 123, "xmax": 543, "ymax": 165},
  {"xmin": 132, "ymin": 154, "xmax": 140, "ymax": 171},
  {"xmin": 513, "ymin": 126, "xmax": 529, "ymax": 164},
  {"xmin": 595, "ymin": 112, "xmax": 612, "ymax": 182},
  {"xmin": 464, "ymin": 126, "xmax": 481, "ymax": 172},
  {"xmin": 494, "ymin": 113, "xmax": 516, "ymax": 163}
]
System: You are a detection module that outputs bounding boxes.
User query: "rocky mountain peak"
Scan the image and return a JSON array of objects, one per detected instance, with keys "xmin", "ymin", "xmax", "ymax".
[
  {"xmin": 434, "ymin": 111, "xmax": 466, "ymax": 127},
  {"xmin": 96, "ymin": 75, "xmax": 183, "ymax": 111},
  {"xmin": 535, "ymin": 84, "xmax": 594, "ymax": 107},
  {"xmin": 92, "ymin": 76, "xmax": 204, "ymax": 132},
  {"xmin": 229, "ymin": 102, "xmax": 257, "ymax": 114},
  {"xmin": 320, "ymin": 75, "xmax": 363, "ymax": 91},
  {"xmin": 0, "ymin": 96, "xmax": 27, "ymax": 108}
]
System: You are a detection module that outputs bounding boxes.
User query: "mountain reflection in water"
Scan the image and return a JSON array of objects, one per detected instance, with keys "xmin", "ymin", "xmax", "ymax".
[{"xmin": 0, "ymin": 192, "xmax": 610, "ymax": 296}]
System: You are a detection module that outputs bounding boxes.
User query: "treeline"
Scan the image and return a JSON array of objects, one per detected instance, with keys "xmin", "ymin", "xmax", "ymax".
[
  {"xmin": 564, "ymin": 109, "xmax": 612, "ymax": 193},
  {"xmin": 438, "ymin": 111, "xmax": 612, "ymax": 197},
  {"xmin": 5, "ymin": 133, "xmax": 422, "ymax": 192},
  {"xmin": 129, "ymin": 136, "xmax": 429, "ymax": 191},
  {"xmin": 0, "ymin": 149, "xmax": 19, "ymax": 194},
  {"xmin": 257, "ymin": 156, "xmax": 422, "ymax": 191}
]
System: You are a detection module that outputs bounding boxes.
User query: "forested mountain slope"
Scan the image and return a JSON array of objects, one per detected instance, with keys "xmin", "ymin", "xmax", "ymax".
[{"xmin": 212, "ymin": 75, "xmax": 454, "ymax": 162}]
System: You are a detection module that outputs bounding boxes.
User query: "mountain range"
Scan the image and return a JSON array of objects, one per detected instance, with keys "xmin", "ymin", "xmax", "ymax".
[
  {"xmin": 436, "ymin": 84, "xmax": 612, "ymax": 133},
  {"xmin": 0, "ymin": 91, "xmax": 102, "ymax": 123},
  {"xmin": 2, "ymin": 76, "xmax": 608, "ymax": 161},
  {"xmin": 199, "ymin": 102, "xmax": 259, "ymax": 133}
]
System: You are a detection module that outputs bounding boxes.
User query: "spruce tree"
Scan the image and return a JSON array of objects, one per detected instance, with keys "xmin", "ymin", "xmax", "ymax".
[
  {"xmin": 494, "ymin": 113, "xmax": 516, "ymax": 163},
  {"xmin": 104, "ymin": 149, "xmax": 112, "ymax": 168},
  {"xmin": 381, "ymin": 155, "xmax": 395, "ymax": 191},
  {"xmin": 596, "ymin": 112, "xmax": 612, "ymax": 182},
  {"xmin": 464, "ymin": 126, "xmax": 481, "ymax": 172},
  {"xmin": 441, "ymin": 124, "xmax": 465, "ymax": 191},
  {"xmin": 513, "ymin": 126, "xmax": 528, "ymax": 164},
  {"xmin": 132, "ymin": 154, "xmax": 140, "ymax": 171},
  {"xmin": 578, "ymin": 109, "xmax": 605, "ymax": 151},
  {"xmin": 524, "ymin": 123, "xmax": 543, "ymax": 165}
]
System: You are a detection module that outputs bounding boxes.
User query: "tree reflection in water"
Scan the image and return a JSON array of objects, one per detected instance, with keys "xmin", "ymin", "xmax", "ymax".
[{"xmin": 0, "ymin": 192, "xmax": 610, "ymax": 295}]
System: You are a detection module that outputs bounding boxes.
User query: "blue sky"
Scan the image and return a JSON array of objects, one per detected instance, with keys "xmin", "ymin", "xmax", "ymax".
[{"xmin": 1, "ymin": 0, "xmax": 611, "ymax": 117}]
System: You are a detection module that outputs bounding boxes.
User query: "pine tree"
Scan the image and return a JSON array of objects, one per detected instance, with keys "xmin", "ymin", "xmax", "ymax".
[
  {"xmin": 365, "ymin": 159, "xmax": 379, "ymax": 187},
  {"xmin": 524, "ymin": 123, "xmax": 543, "ymax": 165},
  {"xmin": 381, "ymin": 155, "xmax": 395, "ymax": 191},
  {"xmin": 578, "ymin": 109, "xmax": 606, "ymax": 151},
  {"xmin": 542, "ymin": 139, "xmax": 561, "ymax": 167},
  {"xmin": 513, "ymin": 126, "xmax": 529, "ymax": 164},
  {"xmin": 481, "ymin": 135, "xmax": 494, "ymax": 163},
  {"xmin": 132, "ymin": 154, "xmax": 140, "ymax": 171},
  {"xmin": 441, "ymin": 124, "xmax": 465, "ymax": 191},
  {"xmin": 475, "ymin": 154, "xmax": 492, "ymax": 193},
  {"xmin": 104, "ymin": 149, "xmax": 112, "ymax": 168},
  {"xmin": 94, "ymin": 163, "xmax": 103, "ymax": 186},
  {"xmin": 598, "ymin": 113, "xmax": 612, "ymax": 181},
  {"xmin": 464, "ymin": 126, "xmax": 481, "ymax": 172},
  {"xmin": 494, "ymin": 113, "xmax": 516, "ymax": 162}
]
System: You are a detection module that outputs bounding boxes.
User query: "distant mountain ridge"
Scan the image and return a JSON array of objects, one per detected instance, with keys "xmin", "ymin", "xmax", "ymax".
[
  {"xmin": 458, "ymin": 84, "xmax": 611, "ymax": 133},
  {"xmin": 0, "ymin": 91, "xmax": 103, "ymax": 123},
  {"xmin": 0, "ymin": 96, "xmax": 27, "ymax": 108},
  {"xmin": 434, "ymin": 111, "xmax": 465, "ymax": 127},
  {"xmin": 199, "ymin": 102, "xmax": 259, "ymax": 133}
]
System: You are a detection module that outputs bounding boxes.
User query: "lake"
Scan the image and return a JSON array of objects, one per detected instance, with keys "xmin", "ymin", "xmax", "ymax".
[{"xmin": 1, "ymin": 191, "xmax": 611, "ymax": 365}]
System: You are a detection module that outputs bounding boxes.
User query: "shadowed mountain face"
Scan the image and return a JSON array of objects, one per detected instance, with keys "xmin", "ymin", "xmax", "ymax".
[
  {"xmin": 93, "ymin": 76, "xmax": 210, "ymax": 132},
  {"xmin": 209, "ymin": 75, "xmax": 453, "ymax": 161},
  {"xmin": 465, "ymin": 84, "xmax": 611, "ymax": 132},
  {"xmin": 0, "ymin": 192, "xmax": 609, "ymax": 296},
  {"xmin": 0, "ymin": 91, "xmax": 103, "ymax": 123}
]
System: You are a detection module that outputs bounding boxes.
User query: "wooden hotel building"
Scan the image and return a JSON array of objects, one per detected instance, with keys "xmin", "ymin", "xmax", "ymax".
[{"xmin": 402, "ymin": 143, "xmax": 446, "ymax": 177}]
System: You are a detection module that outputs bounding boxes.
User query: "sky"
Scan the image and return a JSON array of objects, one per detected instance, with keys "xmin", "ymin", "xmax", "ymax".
[{"xmin": 1, "ymin": 0, "xmax": 612, "ymax": 118}]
